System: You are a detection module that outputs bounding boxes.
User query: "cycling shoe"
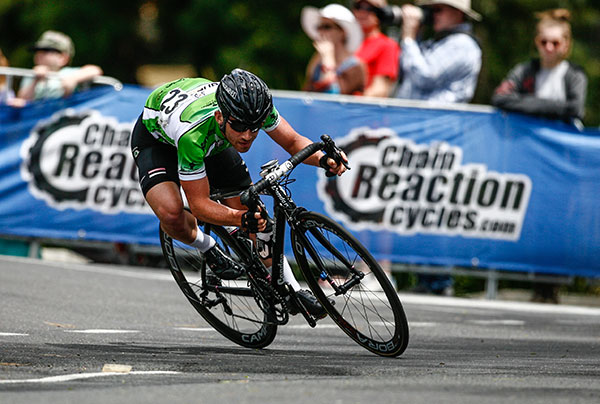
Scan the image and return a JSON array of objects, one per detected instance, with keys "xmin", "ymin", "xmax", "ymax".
[
  {"xmin": 203, "ymin": 244, "xmax": 244, "ymax": 280},
  {"xmin": 288, "ymin": 289, "xmax": 333, "ymax": 319}
]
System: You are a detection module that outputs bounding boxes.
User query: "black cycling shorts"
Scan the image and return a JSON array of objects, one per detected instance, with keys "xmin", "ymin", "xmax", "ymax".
[{"xmin": 130, "ymin": 115, "xmax": 252, "ymax": 197}]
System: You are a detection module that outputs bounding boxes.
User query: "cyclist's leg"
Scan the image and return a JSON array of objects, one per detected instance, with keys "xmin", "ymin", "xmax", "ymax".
[
  {"xmin": 145, "ymin": 182, "xmax": 201, "ymax": 245},
  {"xmin": 131, "ymin": 115, "xmax": 212, "ymax": 249}
]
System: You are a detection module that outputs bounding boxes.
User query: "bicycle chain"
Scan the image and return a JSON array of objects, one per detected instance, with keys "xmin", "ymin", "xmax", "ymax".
[{"xmin": 248, "ymin": 267, "xmax": 289, "ymax": 324}]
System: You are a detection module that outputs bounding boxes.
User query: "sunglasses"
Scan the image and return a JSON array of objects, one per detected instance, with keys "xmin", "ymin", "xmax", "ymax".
[
  {"xmin": 317, "ymin": 23, "xmax": 339, "ymax": 31},
  {"xmin": 34, "ymin": 47, "xmax": 62, "ymax": 54},
  {"xmin": 227, "ymin": 119, "xmax": 260, "ymax": 133},
  {"xmin": 540, "ymin": 39, "xmax": 563, "ymax": 47},
  {"xmin": 353, "ymin": 2, "xmax": 377, "ymax": 13},
  {"xmin": 431, "ymin": 6, "xmax": 448, "ymax": 14}
]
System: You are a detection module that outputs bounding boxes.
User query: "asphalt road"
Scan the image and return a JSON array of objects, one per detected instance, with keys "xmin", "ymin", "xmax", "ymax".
[{"xmin": 1, "ymin": 256, "xmax": 599, "ymax": 403}]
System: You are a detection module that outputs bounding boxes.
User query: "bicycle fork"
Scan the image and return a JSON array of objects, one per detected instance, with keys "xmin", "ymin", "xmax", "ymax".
[{"xmin": 297, "ymin": 226, "xmax": 366, "ymax": 296}]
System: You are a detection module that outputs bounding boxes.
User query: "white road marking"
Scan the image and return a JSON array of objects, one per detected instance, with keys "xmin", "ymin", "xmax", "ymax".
[
  {"xmin": 102, "ymin": 364, "xmax": 132, "ymax": 373},
  {"xmin": 0, "ymin": 255, "xmax": 173, "ymax": 282},
  {"xmin": 409, "ymin": 322, "xmax": 437, "ymax": 327},
  {"xmin": 470, "ymin": 320, "xmax": 525, "ymax": 326},
  {"xmin": 174, "ymin": 327, "xmax": 217, "ymax": 332},
  {"xmin": 64, "ymin": 329, "xmax": 139, "ymax": 334},
  {"xmin": 0, "ymin": 371, "xmax": 180, "ymax": 384},
  {"xmin": 0, "ymin": 332, "xmax": 28, "ymax": 336}
]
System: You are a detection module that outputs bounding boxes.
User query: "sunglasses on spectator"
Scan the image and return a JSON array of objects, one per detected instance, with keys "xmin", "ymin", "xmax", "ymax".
[
  {"xmin": 34, "ymin": 47, "xmax": 62, "ymax": 54},
  {"xmin": 431, "ymin": 6, "xmax": 448, "ymax": 14},
  {"xmin": 353, "ymin": 2, "xmax": 377, "ymax": 13},
  {"xmin": 228, "ymin": 119, "xmax": 260, "ymax": 133},
  {"xmin": 317, "ymin": 23, "xmax": 339, "ymax": 31},
  {"xmin": 539, "ymin": 39, "xmax": 563, "ymax": 47}
]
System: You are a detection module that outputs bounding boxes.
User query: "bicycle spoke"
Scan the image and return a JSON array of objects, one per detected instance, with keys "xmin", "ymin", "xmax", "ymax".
[
  {"xmin": 292, "ymin": 212, "xmax": 409, "ymax": 357},
  {"xmin": 161, "ymin": 226, "xmax": 277, "ymax": 349}
]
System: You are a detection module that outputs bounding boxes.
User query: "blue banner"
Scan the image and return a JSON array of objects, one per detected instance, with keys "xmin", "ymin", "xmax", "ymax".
[
  {"xmin": 1, "ymin": 86, "xmax": 157, "ymax": 245},
  {"xmin": 1, "ymin": 86, "xmax": 599, "ymax": 277}
]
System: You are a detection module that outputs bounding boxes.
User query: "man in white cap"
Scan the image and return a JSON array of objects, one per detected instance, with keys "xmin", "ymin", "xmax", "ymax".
[
  {"xmin": 394, "ymin": 0, "xmax": 482, "ymax": 104},
  {"xmin": 18, "ymin": 30, "xmax": 103, "ymax": 102}
]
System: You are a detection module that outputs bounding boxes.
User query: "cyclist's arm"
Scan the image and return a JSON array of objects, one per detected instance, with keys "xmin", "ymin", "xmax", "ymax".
[
  {"xmin": 267, "ymin": 117, "xmax": 323, "ymax": 166},
  {"xmin": 181, "ymin": 177, "xmax": 245, "ymax": 226},
  {"xmin": 267, "ymin": 117, "xmax": 347, "ymax": 175},
  {"xmin": 181, "ymin": 177, "xmax": 266, "ymax": 230}
]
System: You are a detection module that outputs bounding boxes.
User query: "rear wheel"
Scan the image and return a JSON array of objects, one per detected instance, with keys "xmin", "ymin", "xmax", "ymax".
[
  {"xmin": 291, "ymin": 212, "xmax": 409, "ymax": 357},
  {"xmin": 160, "ymin": 224, "xmax": 277, "ymax": 349}
]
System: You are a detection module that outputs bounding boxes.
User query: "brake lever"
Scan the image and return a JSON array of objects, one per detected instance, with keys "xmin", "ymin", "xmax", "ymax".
[
  {"xmin": 320, "ymin": 134, "xmax": 350, "ymax": 176},
  {"xmin": 256, "ymin": 199, "xmax": 274, "ymax": 232},
  {"xmin": 241, "ymin": 191, "xmax": 274, "ymax": 232}
]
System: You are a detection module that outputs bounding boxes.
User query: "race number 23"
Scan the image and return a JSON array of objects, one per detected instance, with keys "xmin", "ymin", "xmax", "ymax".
[{"xmin": 161, "ymin": 89, "xmax": 189, "ymax": 114}]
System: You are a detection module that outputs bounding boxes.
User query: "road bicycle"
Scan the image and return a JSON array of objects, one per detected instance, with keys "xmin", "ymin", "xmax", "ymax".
[{"xmin": 159, "ymin": 135, "xmax": 409, "ymax": 357}]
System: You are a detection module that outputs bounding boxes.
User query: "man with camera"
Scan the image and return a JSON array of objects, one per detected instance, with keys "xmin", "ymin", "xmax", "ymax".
[
  {"xmin": 393, "ymin": 0, "xmax": 482, "ymax": 104},
  {"xmin": 389, "ymin": 0, "xmax": 482, "ymax": 296}
]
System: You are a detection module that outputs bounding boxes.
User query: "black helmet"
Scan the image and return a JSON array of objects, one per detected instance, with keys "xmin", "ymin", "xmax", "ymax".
[{"xmin": 216, "ymin": 68, "xmax": 273, "ymax": 130}]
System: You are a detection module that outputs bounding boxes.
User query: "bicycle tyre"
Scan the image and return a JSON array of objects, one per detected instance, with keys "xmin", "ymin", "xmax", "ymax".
[
  {"xmin": 290, "ymin": 211, "xmax": 409, "ymax": 357},
  {"xmin": 160, "ymin": 224, "xmax": 277, "ymax": 349}
]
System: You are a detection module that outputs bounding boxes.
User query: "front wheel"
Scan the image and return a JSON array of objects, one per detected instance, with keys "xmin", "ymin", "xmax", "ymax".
[
  {"xmin": 160, "ymin": 224, "xmax": 277, "ymax": 349},
  {"xmin": 291, "ymin": 212, "xmax": 409, "ymax": 357}
]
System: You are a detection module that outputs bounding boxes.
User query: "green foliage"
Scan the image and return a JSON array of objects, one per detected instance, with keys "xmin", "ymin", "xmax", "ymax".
[
  {"xmin": 452, "ymin": 275, "xmax": 486, "ymax": 296},
  {"xmin": 566, "ymin": 276, "xmax": 600, "ymax": 295},
  {"xmin": 393, "ymin": 271, "xmax": 417, "ymax": 290},
  {"xmin": 0, "ymin": 0, "xmax": 144, "ymax": 83},
  {"xmin": 0, "ymin": 0, "xmax": 598, "ymax": 125}
]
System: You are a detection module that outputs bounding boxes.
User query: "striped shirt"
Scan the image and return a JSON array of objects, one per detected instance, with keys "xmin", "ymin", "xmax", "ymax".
[{"xmin": 395, "ymin": 23, "xmax": 481, "ymax": 103}]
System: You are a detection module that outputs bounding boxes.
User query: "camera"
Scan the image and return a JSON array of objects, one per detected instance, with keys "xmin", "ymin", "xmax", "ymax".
[{"xmin": 376, "ymin": 5, "xmax": 430, "ymax": 26}]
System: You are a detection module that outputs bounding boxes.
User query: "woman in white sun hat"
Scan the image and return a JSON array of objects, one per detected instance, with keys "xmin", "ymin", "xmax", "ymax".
[{"xmin": 301, "ymin": 4, "xmax": 366, "ymax": 95}]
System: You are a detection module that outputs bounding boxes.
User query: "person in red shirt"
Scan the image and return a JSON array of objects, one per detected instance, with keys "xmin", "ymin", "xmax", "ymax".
[{"xmin": 352, "ymin": 0, "xmax": 400, "ymax": 97}]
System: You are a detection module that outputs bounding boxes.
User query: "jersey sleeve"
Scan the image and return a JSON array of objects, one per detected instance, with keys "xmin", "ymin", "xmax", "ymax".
[
  {"xmin": 262, "ymin": 105, "xmax": 281, "ymax": 132},
  {"xmin": 177, "ymin": 131, "xmax": 208, "ymax": 181}
]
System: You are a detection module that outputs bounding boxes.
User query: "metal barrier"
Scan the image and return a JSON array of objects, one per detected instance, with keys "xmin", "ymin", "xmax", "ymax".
[
  {"xmin": 390, "ymin": 263, "xmax": 574, "ymax": 299},
  {"xmin": 0, "ymin": 66, "xmax": 123, "ymax": 91}
]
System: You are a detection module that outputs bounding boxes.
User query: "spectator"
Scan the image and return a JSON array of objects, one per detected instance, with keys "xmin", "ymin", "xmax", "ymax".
[
  {"xmin": 352, "ymin": 0, "xmax": 400, "ymax": 97},
  {"xmin": 394, "ymin": 0, "xmax": 482, "ymax": 103},
  {"xmin": 18, "ymin": 30, "xmax": 103, "ymax": 102},
  {"xmin": 493, "ymin": 9, "xmax": 587, "ymax": 304},
  {"xmin": 491, "ymin": 9, "xmax": 587, "ymax": 126},
  {"xmin": 0, "ymin": 48, "xmax": 15, "ymax": 104},
  {"xmin": 394, "ymin": 0, "xmax": 482, "ymax": 297},
  {"xmin": 0, "ymin": 48, "xmax": 26, "ymax": 107},
  {"xmin": 301, "ymin": 4, "xmax": 366, "ymax": 95}
]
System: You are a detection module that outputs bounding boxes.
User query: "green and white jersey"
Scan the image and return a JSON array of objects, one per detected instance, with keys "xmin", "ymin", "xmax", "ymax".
[{"xmin": 142, "ymin": 78, "xmax": 281, "ymax": 181}]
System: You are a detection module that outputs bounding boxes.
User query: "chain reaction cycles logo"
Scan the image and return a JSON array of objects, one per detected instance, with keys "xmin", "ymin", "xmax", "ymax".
[
  {"xmin": 318, "ymin": 128, "xmax": 532, "ymax": 241},
  {"xmin": 20, "ymin": 109, "xmax": 151, "ymax": 214}
]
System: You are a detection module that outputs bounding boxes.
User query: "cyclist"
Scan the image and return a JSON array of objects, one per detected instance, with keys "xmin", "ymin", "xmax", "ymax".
[{"xmin": 131, "ymin": 68, "xmax": 347, "ymax": 316}]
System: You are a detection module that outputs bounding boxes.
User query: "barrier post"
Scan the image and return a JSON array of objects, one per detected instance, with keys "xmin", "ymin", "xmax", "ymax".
[{"xmin": 485, "ymin": 269, "xmax": 499, "ymax": 300}]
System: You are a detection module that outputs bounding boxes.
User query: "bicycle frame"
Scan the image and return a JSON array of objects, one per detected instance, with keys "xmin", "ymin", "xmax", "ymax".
[
  {"xmin": 202, "ymin": 136, "xmax": 352, "ymax": 326},
  {"xmin": 205, "ymin": 178, "xmax": 321, "ymax": 327},
  {"xmin": 163, "ymin": 135, "xmax": 409, "ymax": 356},
  {"xmin": 265, "ymin": 180, "xmax": 320, "ymax": 326}
]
